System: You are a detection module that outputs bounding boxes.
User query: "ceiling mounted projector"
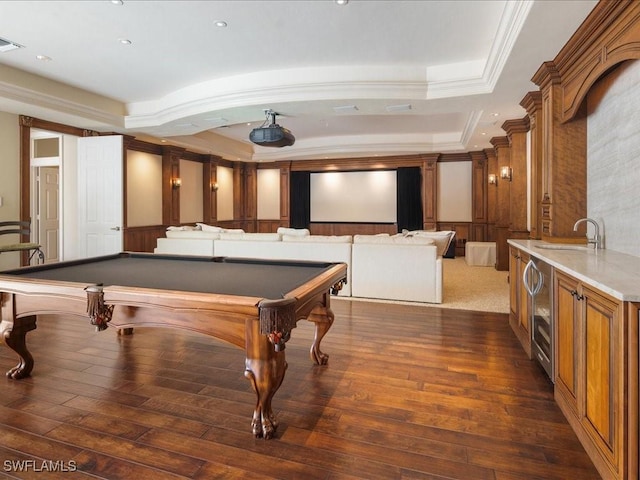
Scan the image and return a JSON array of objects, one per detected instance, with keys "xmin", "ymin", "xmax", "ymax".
[{"xmin": 249, "ymin": 109, "xmax": 295, "ymax": 148}]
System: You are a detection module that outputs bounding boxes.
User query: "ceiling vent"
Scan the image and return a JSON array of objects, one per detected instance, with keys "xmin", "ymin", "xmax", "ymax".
[
  {"xmin": 249, "ymin": 110, "xmax": 295, "ymax": 148},
  {"xmin": 0, "ymin": 37, "xmax": 24, "ymax": 53}
]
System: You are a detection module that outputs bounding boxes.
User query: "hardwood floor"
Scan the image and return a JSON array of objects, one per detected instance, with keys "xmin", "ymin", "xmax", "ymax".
[{"xmin": 0, "ymin": 300, "xmax": 601, "ymax": 479}]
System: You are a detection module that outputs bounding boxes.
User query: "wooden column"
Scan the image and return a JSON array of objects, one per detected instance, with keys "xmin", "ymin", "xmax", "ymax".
[
  {"xmin": 421, "ymin": 154, "xmax": 439, "ymax": 230},
  {"xmin": 202, "ymin": 154, "xmax": 221, "ymax": 225},
  {"xmin": 485, "ymin": 148, "xmax": 498, "ymax": 242},
  {"xmin": 532, "ymin": 62, "xmax": 587, "ymax": 242},
  {"xmin": 490, "ymin": 136, "xmax": 511, "ymax": 271},
  {"xmin": 520, "ymin": 91, "xmax": 543, "ymax": 240},
  {"xmin": 162, "ymin": 146, "xmax": 185, "ymax": 226},
  {"xmin": 502, "ymin": 116, "xmax": 530, "ymax": 240},
  {"xmin": 244, "ymin": 162, "xmax": 257, "ymax": 232},
  {"xmin": 278, "ymin": 161, "xmax": 291, "ymax": 227},
  {"xmin": 470, "ymin": 151, "xmax": 488, "ymax": 241}
]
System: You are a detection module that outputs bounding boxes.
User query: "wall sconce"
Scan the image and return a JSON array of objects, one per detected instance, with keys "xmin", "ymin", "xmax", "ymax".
[
  {"xmin": 500, "ymin": 166, "xmax": 512, "ymax": 182},
  {"xmin": 488, "ymin": 174, "xmax": 497, "ymax": 185},
  {"xmin": 211, "ymin": 182, "xmax": 219, "ymax": 192},
  {"xmin": 171, "ymin": 178, "xmax": 182, "ymax": 189}
]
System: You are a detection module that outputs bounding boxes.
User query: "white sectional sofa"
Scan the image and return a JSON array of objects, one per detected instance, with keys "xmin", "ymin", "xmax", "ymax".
[
  {"xmin": 214, "ymin": 233, "xmax": 353, "ymax": 297},
  {"xmin": 153, "ymin": 225, "xmax": 454, "ymax": 304},
  {"xmin": 351, "ymin": 234, "xmax": 442, "ymax": 303}
]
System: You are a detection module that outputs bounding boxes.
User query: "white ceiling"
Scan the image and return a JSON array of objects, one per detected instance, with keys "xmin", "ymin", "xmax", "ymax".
[{"xmin": 0, "ymin": 0, "xmax": 597, "ymax": 162}]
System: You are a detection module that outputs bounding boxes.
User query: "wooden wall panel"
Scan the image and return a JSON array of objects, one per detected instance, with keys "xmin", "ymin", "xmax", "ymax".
[
  {"xmin": 310, "ymin": 223, "xmax": 397, "ymax": 236},
  {"xmin": 123, "ymin": 225, "xmax": 167, "ymax": 253}
]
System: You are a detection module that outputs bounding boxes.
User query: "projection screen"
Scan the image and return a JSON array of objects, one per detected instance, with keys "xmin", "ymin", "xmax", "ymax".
[{"xmin": 310, "ymin": 170, "xmax": 397, "ymax": 223}]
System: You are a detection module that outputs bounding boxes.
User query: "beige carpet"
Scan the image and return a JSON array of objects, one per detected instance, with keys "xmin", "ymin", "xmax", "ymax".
[{"xmin": 336, "ymin": 257, "xmax": 510, "ymax": 314}]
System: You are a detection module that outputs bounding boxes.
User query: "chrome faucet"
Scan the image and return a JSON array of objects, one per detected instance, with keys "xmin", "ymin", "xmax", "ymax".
[{"xmin": 573, "ymin": 217, "xmax": 602, "ymax": 249}]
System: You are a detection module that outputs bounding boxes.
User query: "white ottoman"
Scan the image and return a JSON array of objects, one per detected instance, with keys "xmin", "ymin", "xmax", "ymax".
[{"xmin": 465, "ymin": 242, "xmax": 496, "ymax": 266}]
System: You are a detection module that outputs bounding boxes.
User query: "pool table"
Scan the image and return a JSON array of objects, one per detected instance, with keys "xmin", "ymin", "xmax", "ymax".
[{"xmin": 0, "ymin": 253, "xmax": 347, "ymax": 439}]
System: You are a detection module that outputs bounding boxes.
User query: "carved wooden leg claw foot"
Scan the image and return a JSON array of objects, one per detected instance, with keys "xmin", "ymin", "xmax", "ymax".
[
  {"xmin": 251, "ymin": 406, "xmax": 278, "ymax": 439},
  {"xmin": 2, "ymin": 321, "xmax": 35, "ymax": 380}
]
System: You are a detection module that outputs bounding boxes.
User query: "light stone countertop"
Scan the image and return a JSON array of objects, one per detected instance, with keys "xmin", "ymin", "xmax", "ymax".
[{"xmin": 507, "ymin": 239, "xmax": 640, "ymax": 302}]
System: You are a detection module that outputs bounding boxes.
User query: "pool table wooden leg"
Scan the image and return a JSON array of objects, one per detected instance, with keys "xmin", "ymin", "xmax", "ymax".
[
  {"xmin": 1, "ymin": 315, "xmax": 37, "ymax": 380},
  {"xmin": 244, "ymin": 319, "xmax": 287, "ymax": 439},
  {"xmin": 307, "ymin": 304, "xmax": 335, "ymax": 365}
]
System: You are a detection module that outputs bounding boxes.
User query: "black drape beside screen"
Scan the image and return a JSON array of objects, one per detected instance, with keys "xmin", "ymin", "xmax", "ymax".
[
  {"xmin": 290, "ymin": 171, "xmax": 311, "ymax": 229},
  {"xmin": 396, "ymin": 166, "xmax": 423, "ymax": 232}
]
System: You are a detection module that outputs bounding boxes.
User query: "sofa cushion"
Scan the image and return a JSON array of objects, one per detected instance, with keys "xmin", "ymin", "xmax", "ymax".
[
  {"xmin": 353, "ymin": 234, "xmax": 434, "ymax": 245},
  {"xmin": 196, "ymin": 223, "xmax": 245, "ymax": 234},
  {"xmin": 282, "ymin": 234, "xmax": 352, "ymax": 243},
  {"xmin": 411, "ymin": 230, "xmax": 455, "ymax": 256},
  {"xmin": 167, "ymin": 225, "xmax": 199, "ymax": 231},
  {"xmin": 196, "ymin": 223, "xmax": 224, "ymax": 232},
  {"xmin": 218, "ymin": 232, "xmax": 281, "ymax": 241},
  {"xmin": 276, "ymin": 227, "xmax": 310, "ymax": 237},
  {"xmin": 166, "ymin": 230, "xmax": 220, "ymax": 239}
]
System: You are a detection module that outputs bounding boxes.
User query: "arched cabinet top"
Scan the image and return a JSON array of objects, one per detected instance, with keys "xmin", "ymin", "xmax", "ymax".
[{"xmin": 541, "ymin": 0, "xmax": 640, "ymax": 123}]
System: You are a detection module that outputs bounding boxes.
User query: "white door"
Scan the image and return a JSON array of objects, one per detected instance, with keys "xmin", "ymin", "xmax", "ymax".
[
  {"xmin": 37, "ymin": 166, "xmax": 60, "ymax": 263},
  {"xmin": 77, "ymin": 136, "xmax": 123, "ymax": 258}
]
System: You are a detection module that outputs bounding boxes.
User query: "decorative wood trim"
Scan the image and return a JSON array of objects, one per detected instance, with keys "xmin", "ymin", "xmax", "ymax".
[
  {"xmin": 552, "ymin": 0, "xmax": 640, "ymax": 122},
  {"xmin": 439, "ymin": 152, "xmax": 471, "ymax": 163}
]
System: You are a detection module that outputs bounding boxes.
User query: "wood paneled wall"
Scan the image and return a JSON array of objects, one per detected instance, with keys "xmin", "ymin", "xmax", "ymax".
[{"xmin": 19, "ymin": 123, "xmax": 501, "ymax": 256}]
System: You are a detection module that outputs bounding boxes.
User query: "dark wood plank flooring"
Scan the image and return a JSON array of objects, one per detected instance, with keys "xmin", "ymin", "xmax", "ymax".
[{"xmin": 0, "ymin": 300, "xmax": 601, "ymax": 479}]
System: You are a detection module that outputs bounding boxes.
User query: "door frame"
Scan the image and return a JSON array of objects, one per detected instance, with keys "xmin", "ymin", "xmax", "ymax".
[
  {"xmin": 30, "ymin": 130, "xmax": 62, "ymax": 262},
  {"xmin": 19, "ymin": 116, "xmax": 99, "ymax": 265}
]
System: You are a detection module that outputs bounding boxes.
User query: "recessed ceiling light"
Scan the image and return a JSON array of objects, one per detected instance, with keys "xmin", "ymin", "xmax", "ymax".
[
  {"xmin": 214, "ymin": 20, "xmax": 228, "ymax": 27},
  {"xmin": 0, "ymin": 37, "xmax": 24, "ymax": 52},
  {"xmin": 119, "ymin": 38, "xmax": 132, "ymax": 45},
  {"xmin": 333, "ymin": 105, "xmax": 358, "ymax": 113},
  {"xmin": 36, "ymin": 55, "xmax": 51, "ymax": 61},
  {"xmin": 110, "ymin": 0, "xmax": 124, "ymax": 5},
  {"xmin": 335, "ymin": 0, "xmax": 349, "ymax": 5},
  {"xmin": 386, "ymin": 104, "xmax": 412, "ymax": 113}
]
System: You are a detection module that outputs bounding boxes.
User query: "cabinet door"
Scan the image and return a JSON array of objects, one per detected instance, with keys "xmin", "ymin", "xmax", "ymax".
[
  {"xmin": 508, "ymin": 247, "xmax": 531, "ymax": 357},
  {"xmin": 554, "ymin": 270, "xmax": 580, "ymax": 411},
  {"xmin": 509, "ymin": 247, "xmax": 520, "ymax": 319},
  {"xmin": 581, "ymin": 285, "xmax": 621, "ymax": 465},
  {"xmin": 517, "ymin": 252, "xmax": 530, "ymax": 335}
]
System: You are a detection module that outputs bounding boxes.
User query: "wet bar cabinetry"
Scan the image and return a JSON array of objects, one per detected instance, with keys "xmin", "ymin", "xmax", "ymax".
[
  {"xmin": 508, "ymin": 239, "xmax": 639, "ymax": 480},
  {"xmin": 554, "ymin": 269, "xmax": 628, "ymax": 480}
]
